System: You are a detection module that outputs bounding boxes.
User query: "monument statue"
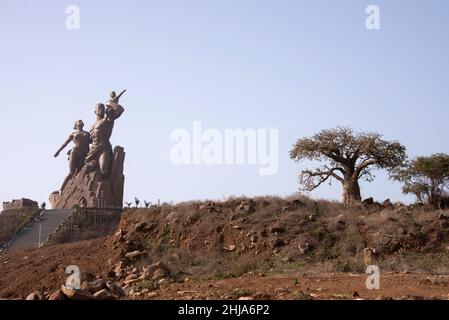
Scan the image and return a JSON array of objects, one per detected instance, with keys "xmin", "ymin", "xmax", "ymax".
[
  {"xmin": 50, "ymin": 90, "xmax": 127, "ymax": 209},
  {"xmin": 85, "ymin": 89, "xmax": 126, "ymax": 179},
  {"xmin": 54, "ymin": 119, "xmax": 91, "ymax": 191}
]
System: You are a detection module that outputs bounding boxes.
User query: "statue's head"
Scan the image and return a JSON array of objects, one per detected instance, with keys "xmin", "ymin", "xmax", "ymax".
[
  {"xmin": 95, "ymin": 103, "xmax": 105, "ymax": 118},
  {"xmin": 73, "ymin": 119, "xmax": 84, "ymax": 130},
  {"xmin": 110, "ymin": 91, "xmax": 117, "ymax": 99}
]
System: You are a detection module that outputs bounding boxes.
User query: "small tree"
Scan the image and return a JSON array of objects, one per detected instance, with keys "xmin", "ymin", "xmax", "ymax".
[
  {"xmin": 392, "ymin": 153, "xmax": 449, "ymax": 206},
  {"xmin": 134, "ymin": 197, "xmax": 140, "ymax": 208},
  {"xmin": 289, "ymin": 127, "xmax": 407, "ymax": 205}
]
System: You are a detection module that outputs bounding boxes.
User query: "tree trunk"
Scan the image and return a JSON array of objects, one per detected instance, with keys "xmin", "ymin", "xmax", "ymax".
[{"xmin": 343, "ymin": 178, "xmax": 362, "ymax": 206}]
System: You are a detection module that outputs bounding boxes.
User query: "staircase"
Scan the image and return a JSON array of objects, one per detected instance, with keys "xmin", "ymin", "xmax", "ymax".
[{"xmin": 5, "ymin": 209, "xmax": 72, "ymax": 251}]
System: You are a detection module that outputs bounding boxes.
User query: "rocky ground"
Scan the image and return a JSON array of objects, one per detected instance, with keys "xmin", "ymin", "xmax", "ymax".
[{"xmin": 1, "ymin": 196, "xmax": 449, "ymax": 300}]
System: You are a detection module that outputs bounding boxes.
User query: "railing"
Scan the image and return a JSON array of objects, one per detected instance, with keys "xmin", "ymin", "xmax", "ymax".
[{"xmin": 45, "ymin": 206, "xmax": 123, "ymax": 246}]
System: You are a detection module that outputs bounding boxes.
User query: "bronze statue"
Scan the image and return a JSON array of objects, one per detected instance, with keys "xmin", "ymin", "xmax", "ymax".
[
  {"xmin": 54, "ymin": 119, "xmax": 91, "ymax": 191},
  {"xmin": 84, "ymin": 89, "xmax": 126, "ymax": 179}
]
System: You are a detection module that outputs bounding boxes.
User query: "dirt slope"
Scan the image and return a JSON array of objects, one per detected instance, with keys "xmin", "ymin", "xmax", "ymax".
[{"xmin": 1, "ymin": 196, "xmax": 449, "ymax": 299}]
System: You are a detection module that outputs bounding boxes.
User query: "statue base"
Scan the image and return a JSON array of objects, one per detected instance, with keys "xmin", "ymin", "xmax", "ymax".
[{"xmin": 50, "ymin": 146, "xmax": 125, "ymax": 209}]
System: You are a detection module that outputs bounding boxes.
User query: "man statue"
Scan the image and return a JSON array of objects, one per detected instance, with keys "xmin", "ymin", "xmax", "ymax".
[{"xmin": 84, "ymin": 89, "xmax": 126, "ymax": 179}]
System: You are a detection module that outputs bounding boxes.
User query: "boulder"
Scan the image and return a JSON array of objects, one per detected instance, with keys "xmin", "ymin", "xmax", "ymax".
[
  {"xmin": 48, "ymin": 290, "xmax": 67, "ymax": 300},
  {"xmin": 106, "ymin": 281, "xmax": 127, "ymax": 297},
  {"xmin": 362, "ymin": 197, "xmax": 374, "ymax": 206},
  {"xmin": 382, "ymin": 199, "xmax": 393, "ymax": 207},
  {"xmin": 144, "ymin": 261, "xmax": 169, "ymax": 274},
  {"xmin": 125, "ymin": 250, "xmax": 145, "ymax": 260},
  {"xmin": 152, "ymin": 268, "xmax": 170, "ymax": 281},
  {"xmin": 93, "ymin": 289, "xmax": 117, "ymax": 300},
  {"xmin": 26, "ymin": 290, "xmax": 46, "ymax": 300},
  {"xmin": 271, "ymin": 238, "xmax": 286, "ymax": 248},
  {"xmin": 224, "ymin": 245, "xmax": 236, "ymax": 252},
  {"xmin": 81, "ymin": 278, "xmax": 106, "ymax": 294},
  {"xmin": 61, "ymin": 285, "xmax": 94, "ymax": 300}
]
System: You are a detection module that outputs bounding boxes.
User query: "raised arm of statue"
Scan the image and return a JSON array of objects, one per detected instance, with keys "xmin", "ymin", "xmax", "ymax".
[
  {"xmin": 54, "ymin": 135, "xmax": 73, "ymax": 157},
  {"xmin": 106, "ymin": 89, "xmax": 126, "ymax": 121}
]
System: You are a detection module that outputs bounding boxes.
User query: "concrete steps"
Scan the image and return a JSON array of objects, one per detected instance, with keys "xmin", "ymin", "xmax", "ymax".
[{"xmin": 5, "ymin": 209, "xmax": 72, "ymax": 251}]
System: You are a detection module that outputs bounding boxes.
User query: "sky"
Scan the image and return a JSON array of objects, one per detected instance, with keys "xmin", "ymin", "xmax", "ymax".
[{"xmin": 1, "ymin": 0, "xmax": 449, "ymax": 207}]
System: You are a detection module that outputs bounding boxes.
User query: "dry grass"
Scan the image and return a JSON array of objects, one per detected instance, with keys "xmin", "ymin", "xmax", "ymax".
[{"xmin": 117, "ymin": 195, "xmax": 449, "ymax": 278}]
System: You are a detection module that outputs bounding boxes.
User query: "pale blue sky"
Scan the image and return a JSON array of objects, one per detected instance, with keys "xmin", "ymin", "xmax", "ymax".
[{"xmin": 1, "ymin": 0, "xmax": 448, "ymax": 207}]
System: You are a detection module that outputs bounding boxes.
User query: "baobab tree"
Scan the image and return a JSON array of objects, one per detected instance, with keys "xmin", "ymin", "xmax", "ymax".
[{"xmin": 289, "ymin": 127, "xmax": 407, "ymax": 205}]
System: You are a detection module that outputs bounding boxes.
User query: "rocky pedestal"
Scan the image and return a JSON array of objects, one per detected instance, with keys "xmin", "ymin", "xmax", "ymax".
[{"xmin": 50, "ymin": 146, "xmax": 125, "ymax": 209}]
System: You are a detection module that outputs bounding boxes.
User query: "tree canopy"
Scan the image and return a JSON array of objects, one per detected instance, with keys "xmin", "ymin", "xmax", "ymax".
[
  {"xmin": 392, "ymin": 153, "xmax": 449, "ymax": 206},
  {"xmin": 290, "ymin": 127, "xmax": 407, "ymax": 205}
]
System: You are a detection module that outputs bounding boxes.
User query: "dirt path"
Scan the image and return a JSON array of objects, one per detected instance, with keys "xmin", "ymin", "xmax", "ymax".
[
  {"xmin": 0, "ymin": 238, "xmax": 114, "ymax": 298},
  {"xmin": 150, "ymin": 273, "xmax": 449, "ymax": 300},
  {"xmin": 1, "ymin": 239, "xmax": 449, "ymax": 300}
]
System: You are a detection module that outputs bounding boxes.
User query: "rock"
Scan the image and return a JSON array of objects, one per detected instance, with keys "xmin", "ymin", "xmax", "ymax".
[
  {"xmin": 336, "ymin": 214, "xmax": 346, "ymax": 224},
  {"xmin": 144, "ymin": 262, "xmax": 169, "ymax": 275},
  {"xmin": 382, "ymin": 199, "xmax": 393, "ymax": 207},
  {"xmin": 125, "ymin": 250, "xmax": 145, "ymax": 260},
  {"xmin": 270, "ymin": 226, "xmax": 285, "ymax": 234},
  {"xmin": 235, "ymin": 201, "xmax": 255, "ymax": 214},
  {"xmin": 153, "ymin": 268, "xmax": 170, "ymax": 280},
  {"xmin": 238, "ymin": 296, "xmax": 254, "ymax": 300},
  {"xmin": 106, "ymin": 281, "xmax": 127, "ymax": 297},
  {"xmin": 81, "ymin": 278, "xmax": 106, "ymax": 294},
  {"xmin": 48, "ymin": 290, "xmax": 67, "ymax": 300},
  {"xmin": 26, "ymin": 290, "xmax": 46, "ymax": 300},
  {"xmin": 291, "ymin": 199, "xmax": 303, "ymax": 208},
  {"xmin": 298, "ymin": 243, "xmax": 311, "ymax": 254},
  {"xmin": 375, "ymin": 296, "xmax": 393, "ymax": 300},
  {"xmin": 61, "ymin": 285, "xmax": 94, "ymax": 300},
  {"xmin": 139, "ymin": 268, "xmax": 152, "ymax": 280},
  {"xmin": 224, "ymin": 245, "xmax": 236, "ymax": 252},
  {"xmin": 362, "ymin": 197, "xmax": 374, "ymax": 206},
  {"xmin": 134, "ymin": 222, "xmax": 147, "ymax": 232},
  {"xmin": 271, "ymin": 238, "xmax": 286, "ymax": 248},
  {"xmin": 125, "ymin": 273, "xmax": 139, "ymax": 282},
  {"xmin": 93, "ymin": 289, "xmax": 117, "ymax": 300}
]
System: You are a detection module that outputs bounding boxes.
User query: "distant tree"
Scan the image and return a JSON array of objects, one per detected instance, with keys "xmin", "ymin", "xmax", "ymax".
[
  {"xmin": 134, "ymin": 197, "xmax": 140, "ymax": 208},
  {"xmin": 144, "ymin": 201, "xmax": 151, "ymax": 208},
  {"xmin": 289, "ymin": 127, "xmax": 407, "ymax": 205},
  {"xmin": 125, "ymin": 202, "xmax": 132, "ymax": 208},
  {"xmin": 392, "ymin": 153, "xmax": 449, "ymax": 206}
]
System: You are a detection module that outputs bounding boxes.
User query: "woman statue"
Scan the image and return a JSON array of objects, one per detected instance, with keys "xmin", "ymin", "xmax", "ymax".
[{"xmin": 54, "ymin": 119, "xmax": 91, "ymax": 191}]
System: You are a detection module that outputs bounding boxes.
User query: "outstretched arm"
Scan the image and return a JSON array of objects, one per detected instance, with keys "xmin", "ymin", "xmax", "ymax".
[
  {"xmin": 116, "ymin": 89, "xmax": 126, "ymax": 101},
  {"xmin": 107, "ymin": 92, "xmax": 125, "ymax": 121},
  {"xmin": 54, "ymin": 135, "xmax": 73, "ymax": 157}
]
